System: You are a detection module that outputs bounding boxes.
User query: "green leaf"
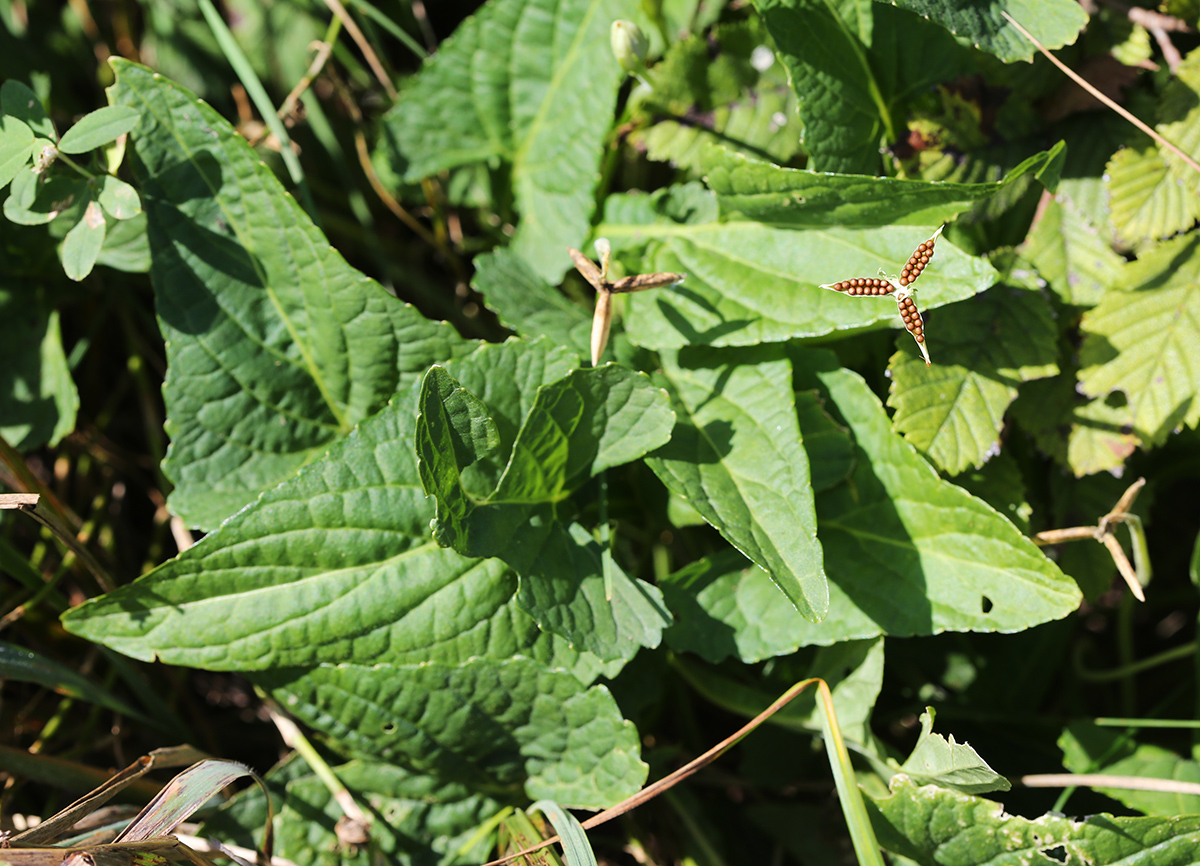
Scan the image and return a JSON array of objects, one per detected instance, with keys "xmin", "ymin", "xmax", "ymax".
[
  {"xmin": 95, "ymin": 174, "xmax": 141, "ymax": 220},
  {"xmin": 661, "ymin": 550, "xmax": 816, "ymax": 663},
  {"xmin": 1191, "ymin": 528, "xmax": 1200, "ymax": 585},
  {"xmin": 57, "ymin": 105, "xmax": 140, "ymax": 154},
  {"xmin": 795, "ymin": 389, "xmax": 855, "ymax": 492},
  {"xmin": 891, "ymin": 0, "xmax": 1087, "ymax": 62},
  {"xmin": 1, "ymin": 81, "xmax": 55, "ymax": 140},
  {"xmin": 646, "ymin": 346, "xmax": 828, "ymax": 620},
  {"xmin": 1061, "ymin": 722, "xmax": 1200, "ymax": 816},
  {"xmin": 473, "ymin": 249, "xmax": 592, "ymax": 358},
  {"xmin": 704, "ymin": 141, "xmax": 1064, "ymax": 227},
  {"xmin": 3, "ymin": 169, "xmax": 87, "ymax": 226},
  {"xmin": 752, "ymin": 1, "xmax": 975, "ymax": 174},
  {"xmin": 629, "ymin": 21, "xmax": 804, "ymax": 171},
  {"xmin": 61, "ymin": 199, "xmax": 106, "ymax": 281},
  {"xmin": 258, "ymin": 661, "xmax": 647, "ymax": 809},
  {"xmin": 598, "ymin": 190, "xmax": 997, "ymax": 350},
  {"xmin": 0, "ymin": 291, "xmax": 78, "ymax": 450},
  {"xmin": 787, "ymin": 349, "xmax": 1081, "ymax": 643},
  {"xmin": 1105, "ymin": 141, "xmax": 1200, "ymax": 245},
  {"xmin": 204, "ymin": 758, "xmax": 502, "ymax": 866},
  {"xmin": 870, "ymin": 775, "xmax": 1200, "ymax": 865},
  {"xmin": 0, "ymin": 641, "xmax": 147, "ymax": 722},
  {"xmin": 894, "ymin": 709, "xmax": 1011, "ymax": 795},
  {"xmin": 106, "ymin": 59, "xmax": 468, "ymax": 529},
  {"xmin": 94, "ymin": 212, "xmax": 150, "ymax": 273},
  {"xmin": 380, "ymin": 0, "xmax": 637, "ymax": 281},
  {"xmin": 415, "ymin": 359, "xmax": 674, "ymax": 661},
  {"xmin": 887, "ymin": 285, "xmax": 1059, "ymax": 474},
  {"xmin": 1022, "ymin": 196, "xmax": 1123, "ymax": 307},
  {"xmin": 529, "ymin": 801, "xmax": 597, "ymax": 866},
  {"xmin": 1079, "ymin": 233, "xmax": 1200, "ymax": 445},
  {"xmin": 61, "ymin": 387, "xmax": 613, "ymax": 684},
  {"xmin": 0, "ymin": 115, "xmax": 33, "ymax": 189},
  {"xmin": 752, "ymin": 0, "xmax": 889, "ymax": 174}
]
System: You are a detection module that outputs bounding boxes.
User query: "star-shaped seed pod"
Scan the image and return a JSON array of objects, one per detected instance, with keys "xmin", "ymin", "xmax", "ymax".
[
  {"xmin": 819, "ymin": 226, "xmax": 944, "ymax": 366},
  {"xmin": 568, "ymin": 240, "xmax": 685, "ymax": 366}
]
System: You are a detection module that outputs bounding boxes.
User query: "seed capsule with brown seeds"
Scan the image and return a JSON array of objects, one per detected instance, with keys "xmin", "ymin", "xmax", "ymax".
[{"xmin": 818, "ymin": 225, "xmax": 943, "ymax": 366}]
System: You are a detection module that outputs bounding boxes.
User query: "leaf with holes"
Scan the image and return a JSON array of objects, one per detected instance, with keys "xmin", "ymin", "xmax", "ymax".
[
  {"xmin": 778, "ymin": 349, "xmax": 1080, "ymax": 645},
  {"xmin": 1079, "ymin": 233, "xmax": 1200, "ymax": 445}
]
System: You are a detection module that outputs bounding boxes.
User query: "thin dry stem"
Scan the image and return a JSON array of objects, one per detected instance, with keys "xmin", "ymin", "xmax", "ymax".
[
  {"xmin": 1002, "ymin": 11, "xmax": 1200, "ymax": 175},
  {"xmin": 320, "ymin": 0, "xmax": 398, "ymax": 100},
  {"xmin": 278, "ymin": 39, "xmax": 335, "ymax": 121},
  {"xmin": 1021, "ymin": 773, "xmax": 1200, "ymax": 795},
  {"xmin": 476, "ymin": 679, "xmax": 823, "ymax": 866},
  {"xmin": 1032, "ymin": 477, "xmax": 1147, "ymax": 600}
]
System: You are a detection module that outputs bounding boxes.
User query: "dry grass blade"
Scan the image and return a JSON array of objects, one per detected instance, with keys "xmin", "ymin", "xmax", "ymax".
[
  {"xmin": 10, "ymin": 747, "xmax": 207, "ymax": 846},
  {"xmin": 115, "ymin": 761, "xmax": 264, "ymax": 845}
]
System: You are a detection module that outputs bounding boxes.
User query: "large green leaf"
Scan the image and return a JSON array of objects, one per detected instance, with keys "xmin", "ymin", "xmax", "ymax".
[
  {"xmin": 660, "ymin": 550, "xmax": 816, "ymax": 663},
  {"xmin": 597, "ymin": 187, "xmax": 997, "ymax": 350},
  {"xmin": 887, "ymin": 285, "xmax": 1059, "ymax": 474},
  {"xmin": 256, "ymin": 659, "xmax": 647, "ymax": 808},
  {"xmin": 870, "ymin": 776, "xmax": 1200, "ymax": 865},
  {"xmin": 0, "ymin": 289, "xmax": 77, "ymax": 451},
  {"xmin": 204, "ymin": 758, "xmax": 502, "ymax": 866},
  {"xmin": 107, "ymin": 59, "xmax": 467, "ymax": 530},
  {"xmin": 472, "ymin": 249, "xmax": 591, "ymax": 358},
  {"xmin": 61, "ymin": 380, "xmax": 615, "ymax": 685},
  {"xmin": 705, "ymin": 143, "xmax": 1064, "ymax": 227},
  {"xmin": 415, "ymin": 359, "xmax": 674, "ymax": 661},
  {"xmin": 1079, "ymin": 233, "xmax": 1200, "ymax": 445},
  {"xmin": 890, "ymin": 0, "xmax": 1087, "ymax": 62},
  {"xmin": 629, "ymin": 20, "xmax": 804, "ymax": 171},
  {"xmin": 1061, "ymin": 722, "xmax": 1200, "ymax": 816},
  {"xmin": 752, "ymin": 0, "xmax": 974, "ymax": 174},
  {"xmin": 751, "ymin": 0, "xmax": 887, "ymax": 175},
  {"xmin": 379, "ymin": 0, "xmax": 636, "ymax": 281},
  {"xmin": 784, "ymin": 349, "xmax": 1080, "ymax": 644},
  {"xmin": 1022, "ymin": 196, "xmax": 1123, "ymax": 307},
  {"xmin": 646, "ymin": 346, "xmax": 827, "ymax": 621}
]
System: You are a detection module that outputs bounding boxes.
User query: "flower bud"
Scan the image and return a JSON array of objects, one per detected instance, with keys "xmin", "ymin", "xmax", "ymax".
[{"xmin": 610, "ymin": 20, "xmax": 647, "ymax": 73}]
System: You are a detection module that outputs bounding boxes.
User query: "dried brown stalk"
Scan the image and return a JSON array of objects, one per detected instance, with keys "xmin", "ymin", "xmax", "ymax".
[
  {"xmin": 1033, "ymin": 477, "xmax": 1148, "ymax": 601},
  {"xmin": 568, "ymin": 243, "xmax": 685, "ymax": 366}
]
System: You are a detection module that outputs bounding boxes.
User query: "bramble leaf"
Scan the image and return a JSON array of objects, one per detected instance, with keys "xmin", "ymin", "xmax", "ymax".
[
  {"xmin": 888, "ymin": 285, "xmax": 1059, "ymax": 474},
  {"xmin": 1079, "ymin": 233, "xmax": 1200, "ymax": 445}
]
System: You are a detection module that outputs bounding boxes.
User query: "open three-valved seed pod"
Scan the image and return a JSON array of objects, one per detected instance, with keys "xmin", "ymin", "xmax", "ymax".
[{"xmin": 819, "ymin": 226, "xmax": 943, "ymax": 366}]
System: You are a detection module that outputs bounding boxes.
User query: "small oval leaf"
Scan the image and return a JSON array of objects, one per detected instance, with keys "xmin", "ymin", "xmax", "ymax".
[{"xmin": 58, "ymin": 105, "xmax": 140, "ymax": 154}]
